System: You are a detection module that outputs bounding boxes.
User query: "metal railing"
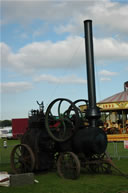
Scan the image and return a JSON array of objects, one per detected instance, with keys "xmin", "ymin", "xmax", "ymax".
[
  {"xmin": 0, "ymin": 141, "xmax": 128, "ymax": 165},
  {"xmin": 107, "ymin": 141, "xmax": 128, "ymax": 160}
]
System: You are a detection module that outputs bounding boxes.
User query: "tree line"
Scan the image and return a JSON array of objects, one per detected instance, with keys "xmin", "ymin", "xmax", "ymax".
[{"xmin": 0, "ymin": 120, "xmax": 12, "ymax": 127}]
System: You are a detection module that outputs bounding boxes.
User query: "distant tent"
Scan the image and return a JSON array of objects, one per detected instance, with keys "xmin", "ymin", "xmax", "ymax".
[
  {"xmin": 98, "ymin": 81, "xmax": 128, "ymax": 111},
  {"xmin": 79, "ymin": 81, "xmax": 128, "ymax": 136},
  {"xmin": 97, "ymin": 81, "xmax": 128, "ymax": 134}
]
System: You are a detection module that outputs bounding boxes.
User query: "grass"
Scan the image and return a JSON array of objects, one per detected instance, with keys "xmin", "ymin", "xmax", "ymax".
[
  {"xmin": 0, "ymin": 139, "xmax": 20, "ymax": 167},
  {"xmin": 1, "ymin": 169, "xmax": 128, "ymax": 193},
  {"xmin": 107, "ymin": 142, "xmax": 128, "ymax": 157},
  {"xmin": 0, "ymin": 139, "xmax": 128, "ymax": 193}
]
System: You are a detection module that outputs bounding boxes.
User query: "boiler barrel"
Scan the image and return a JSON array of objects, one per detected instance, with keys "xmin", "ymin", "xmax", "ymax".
[{"xmin": 72, "ymin": 126, "xmax": 108, "ymax": 156}]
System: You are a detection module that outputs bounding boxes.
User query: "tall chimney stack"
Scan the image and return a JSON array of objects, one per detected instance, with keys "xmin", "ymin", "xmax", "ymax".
[{"xmin": 84, "ymin": 20, "xmax": 100, "ymax": 127}]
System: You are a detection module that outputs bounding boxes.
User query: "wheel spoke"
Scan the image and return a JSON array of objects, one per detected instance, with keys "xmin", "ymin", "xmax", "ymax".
[
  {"xmin": 57, "ymin": 152, "xmax": 80, "ymax": 179},
  {"xmin": 45, "ymin": 98, "xmax": 79, "ymax": 142},
  {"xmin": 10, "ymin": 144, "xmax": 35, "ymax": 174},
  {"xmin": 58, "ymin": 100, "xmax": 63, "ymax": 118}
]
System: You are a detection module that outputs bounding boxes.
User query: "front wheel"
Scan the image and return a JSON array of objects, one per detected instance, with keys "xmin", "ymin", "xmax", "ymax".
[{"xmin": 57, "ymin": 152, "xmax": 80, "ymax": 179}]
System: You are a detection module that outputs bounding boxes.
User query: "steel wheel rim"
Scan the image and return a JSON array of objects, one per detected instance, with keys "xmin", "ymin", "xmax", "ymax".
[
  {"xmin": 57, "ymin": 152, "xmax": 80, "ymax": 179},
  {"xmin": 10, "ymin": 144, "xmax": 35, "ymax": 174},
  {"xmin": 45, "ymin": 98, "xmax": 79, "ymax": 142}
]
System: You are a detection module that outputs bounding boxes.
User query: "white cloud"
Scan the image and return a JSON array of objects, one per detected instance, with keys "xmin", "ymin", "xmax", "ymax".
[
  {"xmin": 0, "ymin": 37, "xmax": 84, "ymax": 73},
  {"xmin": 0, "ymin": 43, "xmax": 11, "ymax": 67},
  {"xmin": 1, "ymin": 0, "xmax": 128, "ymax": 36},
  {"xmin": 0, "ymin": 82, "xmax": 33, "ymax": 93},
  {"xmin": 94, "ymin": 38, "xmax": 128, "ymax": 61},
  {"xmin": 59, "ymin": 1, "xmax": 128, "ymax": 36},
  {"xmin": 100, "ymin": 77, "xmax": 111, "ymax": 81},
  {"xmin": 34, "ymin": 74, "xmax": 87, "ymax": 84},
  {"xmin": 1, "ymin": 36, "xmax": 128, "ymax": 74},
  {"xmin": 98, "ymin": 69, "xmax": 118, "ymax": 82},
  {"xmin": 1, "ymin": 1, "xmax": 70, "ymax": 25},
  {"xmin": 98, "ymin": 70, "xmax": 118, "ymax": 76}
]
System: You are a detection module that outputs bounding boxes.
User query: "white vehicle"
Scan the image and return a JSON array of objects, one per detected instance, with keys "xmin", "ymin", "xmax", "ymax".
[{"xmin": 0, "ymin": 127, "xmax": 13, "ymax": 139}]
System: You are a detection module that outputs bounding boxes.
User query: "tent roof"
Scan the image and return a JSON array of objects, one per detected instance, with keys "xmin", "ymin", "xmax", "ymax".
[{"xmin": 99, "ymin": 90, "xmax": 128, "ymax": 103}]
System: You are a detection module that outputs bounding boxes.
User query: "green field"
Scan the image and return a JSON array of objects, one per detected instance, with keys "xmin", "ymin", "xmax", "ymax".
[{"xmin": 0, "ymin": 139, "xmax": 128, "ymax": 193}]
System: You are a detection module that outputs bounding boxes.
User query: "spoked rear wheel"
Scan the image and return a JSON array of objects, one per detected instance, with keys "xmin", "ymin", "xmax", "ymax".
[
  {"xmin": 57, "ymin": 152, "xmax": 80, "ymax": 179},
  {"xmin": 10, "ymin": 144, "xmax": 35, "ymax": 174}
]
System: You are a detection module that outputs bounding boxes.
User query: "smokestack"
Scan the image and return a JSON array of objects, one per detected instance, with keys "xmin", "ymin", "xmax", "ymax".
[
  {"xmin": 72, "ymin": 20, "xmax": 108, "ymax": 155},
  {"xmin": 84, "ymin": 20, "xmax": 100, "ymax": 127}
]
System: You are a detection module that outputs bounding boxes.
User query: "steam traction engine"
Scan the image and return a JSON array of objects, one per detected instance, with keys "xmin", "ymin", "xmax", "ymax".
[{"xmin": 10, "ymin": 20, "xmax": 122, "ymax": 179}]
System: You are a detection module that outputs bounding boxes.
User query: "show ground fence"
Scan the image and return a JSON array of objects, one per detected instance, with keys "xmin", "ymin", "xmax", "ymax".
[{"xmin": 0, "ymin": 139, "xmax": 128, "ymax": 165}]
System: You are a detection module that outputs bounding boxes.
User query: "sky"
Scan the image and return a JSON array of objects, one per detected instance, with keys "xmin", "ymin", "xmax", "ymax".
[{"xmin": 0, "ymin": 0, "xmax": 128, "ymax": 120}]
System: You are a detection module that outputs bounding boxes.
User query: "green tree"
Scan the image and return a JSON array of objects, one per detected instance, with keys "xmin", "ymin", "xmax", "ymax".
[{"xmin": 0, "ymin": 120, "xmax": 12, "ymax": 127}]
